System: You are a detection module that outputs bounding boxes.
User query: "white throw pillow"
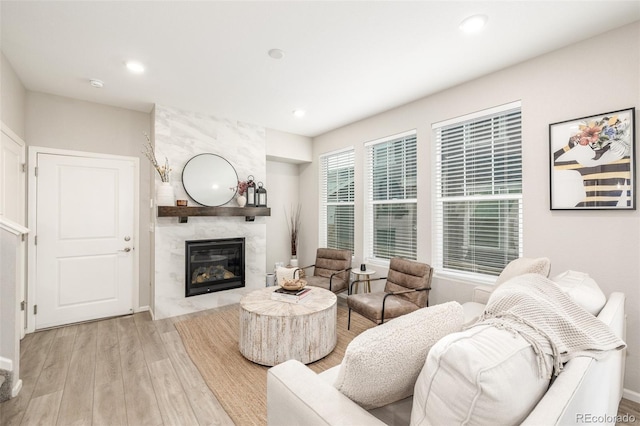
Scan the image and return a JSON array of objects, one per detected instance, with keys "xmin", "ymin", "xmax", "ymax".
[
  {"xmin": 275, "ymin": 266, "xmax": 298, "ymax": 286},
  {"xmin": 334, "ymin": 301, "xmax": 464, "ymax": 410},
  {"xmin": 410, "ymin": 325, "xmax": 551, "ymax": 426},
  {"xmin": 551, "ymin": 270, "xmax": 606, "ymax": 316},
  {"xmin": 495, "ymin": 257, "xmax": 551, "ymax": 286}
]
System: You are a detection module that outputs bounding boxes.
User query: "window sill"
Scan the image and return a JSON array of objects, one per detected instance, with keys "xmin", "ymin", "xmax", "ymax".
[{"xmin": 433, "ymin": 269, "xmax": 496, "ymax": 287}]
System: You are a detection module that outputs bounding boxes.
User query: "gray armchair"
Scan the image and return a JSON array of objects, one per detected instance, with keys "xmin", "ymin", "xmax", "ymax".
[
  {"xmin": 298, "ymin": 248, "xmax": 352, "ymax": 294},
  {"xmin": 347, "ymin": 257, "xmax": 432, "ymax": 329}
]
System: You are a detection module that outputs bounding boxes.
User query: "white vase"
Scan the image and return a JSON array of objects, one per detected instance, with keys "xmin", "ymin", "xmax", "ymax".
[
  {"xmin": 156, "ymin": 182, "xmax": 175, "ymax": 206},
  {"xmin": 237, "ymin": 195, "xmax": 247, "ymax": 207},
  {"xmin": 289, "ymin": 258, "xmax": 299, "ymax": 267}
]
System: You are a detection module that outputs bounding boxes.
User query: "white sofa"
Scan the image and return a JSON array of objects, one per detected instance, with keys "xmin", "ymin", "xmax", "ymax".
[{"xmin": 267, "ymin": 287, "xmax": 626, "ymax": 426}]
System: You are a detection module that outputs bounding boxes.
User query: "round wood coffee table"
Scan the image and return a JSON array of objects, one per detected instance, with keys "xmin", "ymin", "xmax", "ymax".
[{"xmin": 239, "ymin": 286, "xmax": 337, "ymax": 366}]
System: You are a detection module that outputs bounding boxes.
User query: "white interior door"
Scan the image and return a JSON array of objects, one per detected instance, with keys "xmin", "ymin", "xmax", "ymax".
[{"xmin": 35, "ymin": 152, "xmax": 135, "ymax": 329}]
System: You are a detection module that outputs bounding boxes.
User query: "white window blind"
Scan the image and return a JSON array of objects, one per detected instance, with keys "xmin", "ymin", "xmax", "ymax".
[
  {"xmin": 365, "ymin": 131, "xmax": 417, "ymax": 262},
  {"xmin": 319, "ymin": 148, "xmax": 354, "ymax": 252},
  {"xmin": 433, "ymin": 103, "xmax": 522, "ymax": 277}
]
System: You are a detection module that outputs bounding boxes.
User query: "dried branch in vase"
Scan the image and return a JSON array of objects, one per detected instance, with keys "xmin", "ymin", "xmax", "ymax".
[
  {"xmin": 286, "ymin": 203, "xmax": 302, "ymax": 257},
  {"xmin": 143, "ymin": 132, "xmax": 172, "ymax": 182}
]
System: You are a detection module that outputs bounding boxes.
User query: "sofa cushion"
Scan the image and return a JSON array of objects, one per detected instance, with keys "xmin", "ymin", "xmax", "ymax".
[
  {"xmin": 410, "ymin": 325, "xmax": 551, "ymax": 426},
  {"xmin": 495, "ymin": 257, "xmax": 551, "ymax": 286},
  {"xmin": 334, "ymin": 301, "xmax": 464, "ymax": 410},
  {"xmin": 551, "ymin": 270, "xmax": 606, "ymax": 316}
]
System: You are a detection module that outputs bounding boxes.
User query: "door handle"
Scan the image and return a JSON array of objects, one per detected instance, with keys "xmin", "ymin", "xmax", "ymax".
[{"xmin": 119, "ymin": 247, "xmax": 132, "ymax": 252}]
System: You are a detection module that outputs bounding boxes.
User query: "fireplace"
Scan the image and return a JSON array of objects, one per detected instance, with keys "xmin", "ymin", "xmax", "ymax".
[{"xmin": 185, "ymin": 238, "xmax": 245, "ymax": 297}]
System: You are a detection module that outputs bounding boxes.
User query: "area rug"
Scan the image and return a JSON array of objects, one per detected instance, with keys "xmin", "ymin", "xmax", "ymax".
[{"xmin": 174, "ymin": 301, "xmax": 373, "ymax": 426}]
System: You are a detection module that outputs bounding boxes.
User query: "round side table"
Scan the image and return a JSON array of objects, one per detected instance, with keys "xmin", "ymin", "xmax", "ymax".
[
  {"xmin": 239, "ymin": 287, "xmax": 337, "ymax": 366},
  {"xmin": 351, "ymin": 269, "xmax": 376, "ymax": 294}
]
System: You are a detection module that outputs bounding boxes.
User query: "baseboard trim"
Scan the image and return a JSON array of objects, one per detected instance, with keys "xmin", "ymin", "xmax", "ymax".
[
  {"xmin": 623, "ymin": 388, "xmax": 640, "ymax": 403},
  {"xmin": 0, "ymin": 357, "xmax": 12, "ymax": 371},
  {"xmin": 12, "ymin": 379, "xmax": 22, "ymax": 398},
  {"xmin": 134, "ymin": 306, "xmax": 150, "ymax": 314}
]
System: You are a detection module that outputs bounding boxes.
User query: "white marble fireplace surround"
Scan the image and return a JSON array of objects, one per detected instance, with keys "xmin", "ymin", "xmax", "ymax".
[{"xmin": 154, "ymin": 104, "xmax": 266, "ymax": 320}]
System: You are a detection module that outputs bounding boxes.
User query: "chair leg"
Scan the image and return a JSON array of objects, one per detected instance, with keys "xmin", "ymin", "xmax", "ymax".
[{"xmin": 348, "ymin": 307, "xmax": 352, "ymax": 330}]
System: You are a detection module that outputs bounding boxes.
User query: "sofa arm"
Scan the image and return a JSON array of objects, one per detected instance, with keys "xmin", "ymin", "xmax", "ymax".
[
  {"xmin": 472, "ymin": 284, "xmax": 494, "ymax": 304},
  {"xmin": 267, "ymin": 360, "xmax": 386, "ymax": 426}
]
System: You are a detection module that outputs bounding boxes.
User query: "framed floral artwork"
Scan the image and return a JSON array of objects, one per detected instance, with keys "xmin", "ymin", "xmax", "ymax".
[{"xmin": 549, "ymin": 107, "xmax": 636, "ymax": 210}]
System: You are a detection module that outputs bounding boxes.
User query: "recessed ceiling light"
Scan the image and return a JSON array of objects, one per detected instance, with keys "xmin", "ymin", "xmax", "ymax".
[
  {"xmin": 125, "ymin": 61, "xmax": 145, "ymax": 74},
  {"xmin": 293, "ymin": 109, "xmax": 306, "ymax": 118},
  {"xmin": 89, "ymin": 79, "xmax": 104, "ymax": 88},
  {"xmin": 268, "ymin": 49, "xmax": 285, "ymax": 60},
  {"xmin": 459, "ymin": 14, "xmax": 488, "ymax": 33}
]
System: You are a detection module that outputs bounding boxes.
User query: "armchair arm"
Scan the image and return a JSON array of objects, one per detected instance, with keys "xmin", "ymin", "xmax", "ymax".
[
  {"xmin": 381, "ymin": 287, "xmax": 430, "ymax": 324},
  {"xmin": 329, "ymin": 267, "xmax": 352, "ymax": 291},
  {"xmin": 349, "ymin": 276, "xmax": 387, "ymax": 295},
  {"xmin": 267, "ymin": 360, "xmax": 385, "ymax": 425},
  {"xmin": 472, "ymin": 284, "xmax": 494, "ymax": 304},
  {"xmin": 298, "ymin": 264, "xmax": 316, "ymax": 270}
]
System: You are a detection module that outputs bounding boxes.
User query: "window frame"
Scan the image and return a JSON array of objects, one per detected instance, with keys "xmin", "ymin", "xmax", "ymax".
[
  {"xmin": 319, "ymin": 146, "xmax": 355, "ymax": 252},
  {"xmin": 432, "ymin": 101, "xmax": 523, "ymax": 281},
  {"xmin": 364, "ymin": 130, "xmax": 418, "ymax": 265}
]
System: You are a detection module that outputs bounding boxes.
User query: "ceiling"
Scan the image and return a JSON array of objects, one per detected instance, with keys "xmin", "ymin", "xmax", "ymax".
[{"xmin": 2, "ymin": 1, "xmax": 639, "ymax": 137}]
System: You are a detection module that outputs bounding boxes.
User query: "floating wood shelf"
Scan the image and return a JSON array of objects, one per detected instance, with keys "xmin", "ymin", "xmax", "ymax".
[{"xmin": 157, "ymin": 206, "xmax": 271, "ymax": 223}]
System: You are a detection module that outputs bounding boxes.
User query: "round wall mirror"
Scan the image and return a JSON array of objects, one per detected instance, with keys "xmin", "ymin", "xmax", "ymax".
[{"xmin": 182, "ymin": 153, "xmax": 238, "ymax": 207}]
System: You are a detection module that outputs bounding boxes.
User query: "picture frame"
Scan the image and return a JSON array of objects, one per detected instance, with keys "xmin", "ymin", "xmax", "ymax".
[{"xmin": 549, "ymin": 107, "xmax": 636, "ymax": 210}]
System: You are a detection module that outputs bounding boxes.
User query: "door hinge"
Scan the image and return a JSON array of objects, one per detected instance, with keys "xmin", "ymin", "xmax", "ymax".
[
  {"xmin": 34, "ymin": 305, "xmax": 38, "ymax": 315},
  {"xmin": 35, "ymin": 235, "xmax": 38, "ymax": 245},
  {"xmin": 22, "ymin": 163, "xmax": 26, "ymax": 173},
  {"xmin": 21, "ymin": 233, "xmax": 26, "ymax": 242},
  {"xmin": 20, "ymin": 301, "xmax": 26, "ymax": 311},
  {"xmin": 35, "ymin": 166, "xmax": 38, "ymax": 177}
]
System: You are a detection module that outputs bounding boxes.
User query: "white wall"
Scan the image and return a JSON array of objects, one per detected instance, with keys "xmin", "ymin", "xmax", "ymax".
[
  {"xmin": 1, "ymin": 52, "xmax": 26, "ymax": 140},
  {"xmin": 300, "ymin": 22, "xmax": 640, "ymax": 396},
  {"xmin": 266, "ymin": 128, "xmax": 312, "ymax": 163},
  {"xmin": 25, "ymin": 92, "xmax": 152, "ymax": 308},
  {"xmin": 265, "ymin": 160, "xmax": 300, "ymax": 272},
  {"xmin": 264, "ymin": 128, "xmax": 310, "ymax": 272}
]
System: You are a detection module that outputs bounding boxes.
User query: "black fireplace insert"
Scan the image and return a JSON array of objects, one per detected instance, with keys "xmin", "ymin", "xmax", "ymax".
[{"xmin": 185, "ymin": 238, "xmax": 245, "ymax": 297}]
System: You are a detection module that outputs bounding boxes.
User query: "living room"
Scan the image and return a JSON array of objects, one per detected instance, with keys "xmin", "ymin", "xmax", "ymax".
[{"xmin": 1, "ymin": 1, "xmax": 639, "ymax": 425}]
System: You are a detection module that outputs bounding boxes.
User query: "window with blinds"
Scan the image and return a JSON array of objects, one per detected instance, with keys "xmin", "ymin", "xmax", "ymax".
[
  {"xmin": 319, "ymin": 148, "xmax": 354, "ymax": 252},
  {"xmin": 433, "ymin": 102, "xmax": 522, "ymax": 277},
  {"xmin": 365, "ymin": 131, "xmax": 417, "ymax": 262}
]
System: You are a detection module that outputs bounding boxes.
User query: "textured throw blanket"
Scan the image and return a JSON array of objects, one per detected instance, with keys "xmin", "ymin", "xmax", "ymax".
[{"xmin": 471, "ymin": 273, "xmax": 626, "ymax": 379}]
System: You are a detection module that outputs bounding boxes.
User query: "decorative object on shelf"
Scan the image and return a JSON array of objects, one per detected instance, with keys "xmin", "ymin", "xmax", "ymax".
[
  {"xmin": 256, "ymin": 182, "xmax": 267, "ymax": 207},
  {"xmin": 143, "ymin": 132, "xmax": 172, "ymax": 182},
  {"xmin": 550, "ymin": 107, "xmax": 635, "ymax": 210},
  {"xmin": 233, "ymin": 179, "xmax": 249, "ymax": 207},
  {"xmin": 286, "ymin": 203, "xmax": 302, "ymax": 266},
  {"xmin": 246, "ymin": 175, "xmax": 256, "ymax": 206},
  {"xmin": 176, "ymin": 199, "xmax": 188, "ymax": 206},
  {"xmin": 156, "ymin": 182, "xmax": 175, "ymax": 206},
  {"xmin": 182, "ymin": 153, "xmax": 238, "ymax": 207}
]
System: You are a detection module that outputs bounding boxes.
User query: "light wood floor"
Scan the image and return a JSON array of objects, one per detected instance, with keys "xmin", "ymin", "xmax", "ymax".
[
  {"xmin": 0, "ymin": 309, "xmax": 234, "ymax": 426},
  {"xmin": 1, "ymin": 308, "xmax": 639, "ymax": 426}
]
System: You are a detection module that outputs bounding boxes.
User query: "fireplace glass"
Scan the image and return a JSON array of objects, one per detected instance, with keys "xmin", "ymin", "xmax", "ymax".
[{"xmin": 185, "ymin": 238, "xmax": 245, "ymax": 297}]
